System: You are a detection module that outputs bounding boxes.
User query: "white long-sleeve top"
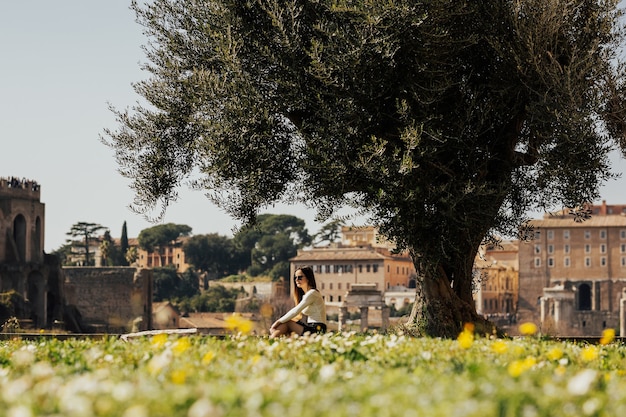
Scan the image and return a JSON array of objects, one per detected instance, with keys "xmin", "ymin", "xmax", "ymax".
[{"xmin": 278, "ymin": 289, "xmax": 327, "ymax": 324}]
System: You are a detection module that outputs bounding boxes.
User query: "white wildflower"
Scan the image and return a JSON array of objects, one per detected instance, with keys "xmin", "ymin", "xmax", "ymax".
[
  {"xmin": 7, "ymin": 405, "xmax": 32, "ymax": 417},
  {"xmin": 122, "ymin": 404, "xmax": 149, "ymax": 417},
  {"xmin": 319, "ymin": 364, "xmax": 336, "ymax": 381},
  {"xmin": 567, "ymin": 369, "xmax": 597, "ymax": 396},
  {"xmin": 582, "ymin": 398, "xmax": 600, "ymax": 415},
  {"xmin": 188, "ymin": 398, "xmax": 223, "ymax": 417}
]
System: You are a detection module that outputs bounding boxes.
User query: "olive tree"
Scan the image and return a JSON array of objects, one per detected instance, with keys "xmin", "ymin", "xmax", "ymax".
[{"xmin": 103, "ymin": 0, "xmax": 626, "ymax": 337}]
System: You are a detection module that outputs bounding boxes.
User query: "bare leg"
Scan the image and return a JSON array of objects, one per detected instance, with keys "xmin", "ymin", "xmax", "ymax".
[{"xmin": 270, "ymin": 321, "xmax": 305, "ymax": 338}]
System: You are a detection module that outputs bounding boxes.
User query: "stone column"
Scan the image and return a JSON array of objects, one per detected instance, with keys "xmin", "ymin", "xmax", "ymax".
[
  {"xmin": 620, "ymin": 293, "xmax": 626, "ymax": 338},
  {"xmin": 360, "ymin": 306, "xmax": 369, "ymax": 332},
  {"xmin": 540, "ymin": 297, "xmax": 547, "ymax": 324},
  {"xmin": 593, "ymin": 281, "xmax": 600, "ymax": 311},
  {"xmin": 554, "ymin": 299, "xmax": 561, "ymax": 326},
  {"xmin": 381, "ymin": 305, "xmax": 390, "ymax": 331},
  {"xmin": 338, "ymin": 306, "xmax": 348, "ymax": 332}
]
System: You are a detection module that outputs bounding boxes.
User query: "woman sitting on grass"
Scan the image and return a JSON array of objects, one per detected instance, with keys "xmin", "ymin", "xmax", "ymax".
[{"xmin": 270, "ymin": 266, "xmax": 327, "ymax": 338}]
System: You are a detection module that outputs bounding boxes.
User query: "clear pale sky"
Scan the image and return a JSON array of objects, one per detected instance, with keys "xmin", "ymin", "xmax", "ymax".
[{"xmin": 2, "ymin": 1, "xmax": 626, "ymax": 253}]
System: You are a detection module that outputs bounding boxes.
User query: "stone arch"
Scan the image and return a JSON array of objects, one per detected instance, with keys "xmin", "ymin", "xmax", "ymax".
[
  {"xmin": 13, "ymin": 214, "xmax": 27, "ymax": 262},
  {"xmin": 27, "ymin": 271, "xmax": 47, "ymax": 328},
  {"xmin": 578, "ymin": 283, "xmax": 592, "ymax": 311}
]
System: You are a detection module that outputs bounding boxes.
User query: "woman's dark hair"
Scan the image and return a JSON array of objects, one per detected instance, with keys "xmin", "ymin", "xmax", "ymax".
[{"xmin": 293, "ymin": 266, "xmax": 317, "ymax": 304}]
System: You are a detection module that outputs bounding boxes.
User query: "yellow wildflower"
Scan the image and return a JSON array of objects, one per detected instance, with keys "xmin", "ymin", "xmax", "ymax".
[
  {"xmin": 202, "ymin": 351, "xmax": 215, "ymax": 365},
  {"xmin": 173, "ymin": 336, "xmax": 191, "ymax": 356},
  {"xmin": 519, "ymin": 322, "xmax": 538, "ymax": 336},
  {"xmin": 507, "ymin": 356, "xmax": 536, "ymax": 378},
  {"xmin": 581, "ymin": 346, "xmax": 599, "ymax": 362},
  {"xmin": 171, "ymin": 369, "xmax": 186, "ymax": 384},
  {"xmin": 151, "ymin": 333, "xmax": 168, "ymax": 349},
  {"xmin": 508, "ymin": 360, "xmax": 525, "ymax": 378},
  {"xmin": 463, "ymin": 322, "xmax": 475, "ymax": 333},
  {"xmin": 522, "ymin": 356, "xmax": 537, "ymax": 368},
  {"xmin": 225, "ymin": 314, "xmax": 253, "ymax": 335},
  {"xmin": 600, "ymin": 328, "xmax": 615, "ymax": 345},
  {"xmin": 458, "ymin": 329, "xmax": 474, "ymax": 349},
  {"xmin": 546, "ymin": 347, "xmax": 563, "ymax": 361},
  {"xmin": 491, "ymin": 340, "xmax": 508, "ymax": 354}
]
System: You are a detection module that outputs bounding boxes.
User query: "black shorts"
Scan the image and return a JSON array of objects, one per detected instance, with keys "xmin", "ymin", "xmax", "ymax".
[{"xmin": 297, "ymin": 321, "xmax": 327, "ymax": 335}]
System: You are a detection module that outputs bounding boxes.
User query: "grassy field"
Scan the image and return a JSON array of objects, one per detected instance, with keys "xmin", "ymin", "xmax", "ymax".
[{"xmin": 0, "ymin": 321, "xmax": 624, "ymax": 416}]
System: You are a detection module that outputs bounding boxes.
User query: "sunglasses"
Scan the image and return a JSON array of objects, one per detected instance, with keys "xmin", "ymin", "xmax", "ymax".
[{"xmin": 294, "ymin": 275, "xmax": 305, "ymax": 281}]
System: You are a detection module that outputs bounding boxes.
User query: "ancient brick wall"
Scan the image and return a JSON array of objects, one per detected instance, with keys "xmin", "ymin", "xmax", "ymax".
[{"xmin": 63, "ymin": 267, "xmax": 152, "ymax": 333}]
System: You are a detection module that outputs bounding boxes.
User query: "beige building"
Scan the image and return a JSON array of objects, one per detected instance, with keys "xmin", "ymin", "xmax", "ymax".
[
  {"xmin": 290, "ymin": 227, "xmax": 416, "ymax": 314},
  {"xmin": 518, "ymin": 201, "xmax": 626, "ymax": 336},
  {"xmin": 134, "ymin": 236, "xmax": 191, "ymax": 272}
]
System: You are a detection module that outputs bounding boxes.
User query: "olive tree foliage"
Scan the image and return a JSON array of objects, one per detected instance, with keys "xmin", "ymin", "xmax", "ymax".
[{"xmin": 103, "ymin": 0, "xmax": 626, "ymax": 337}]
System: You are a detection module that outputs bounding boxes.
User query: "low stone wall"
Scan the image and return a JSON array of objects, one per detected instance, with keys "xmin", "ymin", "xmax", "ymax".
[
  {"xmin": 208, "ymin": 281, "xmax": 275, "ymax": 301},
  {"xmin": 63, "ymin": 267, "xmax": 152, "ymax": 333}
]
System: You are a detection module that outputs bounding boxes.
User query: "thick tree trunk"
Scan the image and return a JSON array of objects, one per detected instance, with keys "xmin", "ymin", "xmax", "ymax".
[{"xmin": 407, "ymin": 257, "xmax": 496, "ymax": 338}]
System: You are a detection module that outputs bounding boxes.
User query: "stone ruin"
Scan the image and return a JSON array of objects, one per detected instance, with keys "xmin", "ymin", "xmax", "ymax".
[{"xmin": 338, "ymin": 283, "xmax": 389, "ymax": 332}]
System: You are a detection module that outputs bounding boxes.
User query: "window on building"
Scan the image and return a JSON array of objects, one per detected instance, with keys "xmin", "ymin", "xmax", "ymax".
[
  {"xmin": 621, "ymin": 257, "xmax": 626, "ymax": 267},
  {"xmin": 338, "ymin": 283, "xmax": 341, "ymax": 290},
  {"xmin": 548, "ymin": 244, "xmax": 554, "ymax": 254},
  {"xmin": 621, "ymin": 230, "xmax": 626, "ymax": 239},
  {"xmin": 358, "ymin": 265, "xmax": 362, "ymax": 273},
  {"xmin": 325, "ymin": 265, "xmax": 331, "ymax": 273},
  {"xmin": 534, "ymin": 258, "xmax": 541, "ymax": 267},
  {"xmin": 387, "ymin": 265, "xmax": 390, "ymax": 272},
  {"xmin": 601, "ymin": 244, "xmax": 607, "ymax": 254},
  {"xmin": 534, "ymin": 231, "xmax": 541, "ymax": 240},
  {"xmin": 321, "ymin": 283, "xmax": 325, "ymax": 290},
  {"xmin": 600, "ymin": 229, "xmax": 607, "ymax": 239},
  {"xmin": 548, "ymin": 257, "xmax": 554, "ymax": 267},
  {"xmin": 564, "ymin": 244, "xmax": 570, "ymax": 254},
  {"xmin": 366, "ymin": 264, "xmax": 371, "ymax": 273},
  {"xmin": 585, "ymin": 230, "xmax": 591, "ymax": 239},
  {"xmin": 534, "ymin": 245, "xmax": 541, "ymax": 254},
  {"xmin": 564, "ymin": 257, "xmax": 570, "ymax": 267},
  {"xmin": 329, "ymin": 283, "xmax": 333, "ymax": 290},
  {"xmin": 329, "ymin": 295, "xmax": 333, "ymax": 302},
  {"xmin": 547, "ymin": 230, "xmax": 554, "ymax": 240},
  {"xmin": 585, "ymin": 257, "xmax": 591, "ymax": 267},
  {"xmin": 601, "ymin": 257, "xmax": 607, "ymax": 267},
  {"xmin": 563, "ymin": 230, "xmax": 570, "ymax": 239},
  {"xmin": 585, "ymin": 244, "xmax": 591, "ymax": 254},
  {"xmin": 373, "ymin": 264, "xmax": 378, "ymax": 273},
  {"xmin": 338, "ymin": 296, "xmax": 342, "ymax": 302},
  {"xmin": 621, "ymin": 244, "xmax": 626, "ymax": 253},
  {"xmin": 578, "ymin": 283, "xmax": 592, "ymax": 311}
]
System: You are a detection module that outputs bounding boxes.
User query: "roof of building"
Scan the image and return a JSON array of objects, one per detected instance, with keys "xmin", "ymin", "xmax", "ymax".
[
  {"xmin": 179, "ymin": 313, "xmax": 227, "ymax": 329},
  {"xmin": 529, "ymin": 215, "xmax": 626, "ymax": 228},
  {"xmin": 290, "ymin": 246, "xmax": 410, "ymax": 262},
  {"xmin": 152, "ymin": 301, "xmax": 179, "ymax": 314}
]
